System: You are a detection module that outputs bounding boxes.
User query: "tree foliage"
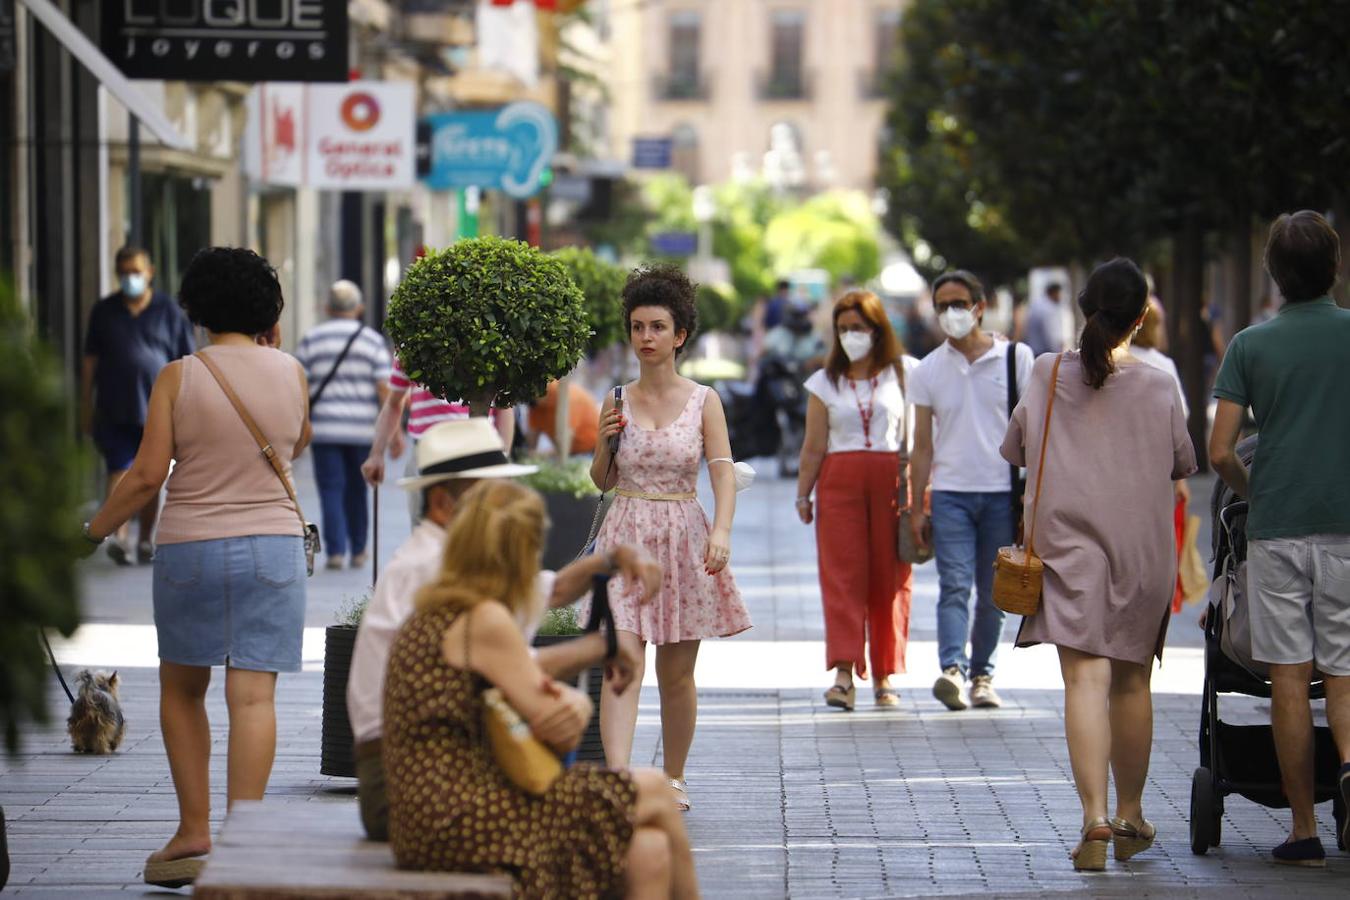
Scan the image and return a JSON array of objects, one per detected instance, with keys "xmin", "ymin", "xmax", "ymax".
[
  {"xmin": 763, "ymin": 191, "xmax": 883, "ymax": 287},
  {"xmin": 385, "ymin": 237, "xmax": 590, "ymax": 410},
  {"xmin": 550, "ymin": 246, "xmax": 627, "ymax": 355},
  {"xmin": 1, "ymin": 287, "xmax": 84, "ymax": 754},
  {"xmin": 879, "ymin": 0, "xmax": 1350, "ymax": 282}
]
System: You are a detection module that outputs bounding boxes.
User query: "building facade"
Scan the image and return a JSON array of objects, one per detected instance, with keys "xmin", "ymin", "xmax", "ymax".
[{"xmin": 603, "ymin": 0, "xmax": 905, "ymax": 190}]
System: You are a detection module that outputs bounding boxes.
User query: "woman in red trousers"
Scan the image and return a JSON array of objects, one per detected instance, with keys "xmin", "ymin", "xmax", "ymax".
[{"xmin": 796, "ymin": 290, "xmax": 916, "ymax": 710}]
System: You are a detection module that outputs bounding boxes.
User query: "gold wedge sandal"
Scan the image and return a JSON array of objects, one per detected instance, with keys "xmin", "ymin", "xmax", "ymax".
[
  {"xmin": 1071, "ymin": 817, "xmax": 1113, "ymax": 872},
  {"xmin": 143, "ymin": 853, "xmax": 207, "ymax": 888},
  {"xmin": 1110, "ymin": 817, "xmax": 1156, "ymax": 861}
]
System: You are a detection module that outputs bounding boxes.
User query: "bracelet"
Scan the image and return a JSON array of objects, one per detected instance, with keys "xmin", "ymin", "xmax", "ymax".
[{"xmin": 795, "ymin": 497, "xmax": 812, "ymax": 507}]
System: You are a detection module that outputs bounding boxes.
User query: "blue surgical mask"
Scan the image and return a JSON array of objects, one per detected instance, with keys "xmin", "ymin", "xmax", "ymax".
[{"xmin": 120, "ymin": 274, "xmax": 147, "ymax": 298}]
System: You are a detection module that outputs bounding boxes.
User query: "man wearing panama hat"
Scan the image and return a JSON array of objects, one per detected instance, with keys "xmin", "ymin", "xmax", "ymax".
[{"xmin": 347, "ymin": 417, "xmax": 659, "ymax": 840}]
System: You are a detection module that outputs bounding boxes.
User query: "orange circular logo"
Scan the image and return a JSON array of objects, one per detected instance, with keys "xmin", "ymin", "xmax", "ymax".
[{"xmin": 340, "ymin": 92, "xmax": 381, "ymax": 132}]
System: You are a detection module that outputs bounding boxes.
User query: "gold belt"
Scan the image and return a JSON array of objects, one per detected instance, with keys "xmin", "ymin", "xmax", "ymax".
[{"xmin": 615, "ymin": 488, "xmax": 696, "ymax": 502}]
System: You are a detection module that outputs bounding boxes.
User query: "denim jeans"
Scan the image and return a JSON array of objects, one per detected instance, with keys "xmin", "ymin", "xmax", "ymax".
[
  {"xmin": 311, "ymin": 442, "xmax": 371, "ymax": 557},
  {"xmin": 931, "ymin": 490, "xmax": 1014, "ymax": 677}
]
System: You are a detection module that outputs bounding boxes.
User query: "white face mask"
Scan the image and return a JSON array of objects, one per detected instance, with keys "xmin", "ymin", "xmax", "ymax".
[
  {"xmin": 120, "ymin": 274, "xmax": 147, "ymax": 298},
  {"xmin": 839, "ymin": 331, "xmax": 873, "ymax": 362},
  {"xmin": 938, "ymin": 307, "xmax": 977, "ymax": 339}
]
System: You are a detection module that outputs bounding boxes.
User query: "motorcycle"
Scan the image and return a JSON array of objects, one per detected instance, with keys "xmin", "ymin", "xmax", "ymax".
[{"xmin": 714, "ymin": 353, "xmax": 809, "ymax": 478}]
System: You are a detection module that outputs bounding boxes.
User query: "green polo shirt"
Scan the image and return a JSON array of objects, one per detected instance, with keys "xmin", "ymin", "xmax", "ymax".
[{"xmin": 1213, "ymin": 295, "xmax": 1350, "ymax": 540}]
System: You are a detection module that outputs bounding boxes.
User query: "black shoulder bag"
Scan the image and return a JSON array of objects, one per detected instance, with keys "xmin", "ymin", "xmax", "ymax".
[
  {"xmin": 1006, "ymin": 342, "xmax": 1027, "ymax": 539},
  {"xmin": 309, "ymin": 324, "xmax": 364, "ymax": 407}
]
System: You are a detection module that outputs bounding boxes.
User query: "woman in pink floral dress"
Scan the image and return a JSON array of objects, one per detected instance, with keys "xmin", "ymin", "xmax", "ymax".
[{"xmin": 588, "ymin": 265, "xmax": 752, "ymax": 811}]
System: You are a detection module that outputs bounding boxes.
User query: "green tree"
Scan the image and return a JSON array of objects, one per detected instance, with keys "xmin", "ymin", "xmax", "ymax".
[
  {"xmin": 763, "ymin": 191, "xmax": 883, "ymax": 286},
  {"xmin": 1, "ymin": 287, "xmax": 84, "ymax": 754},
  {"xmin": 879, "ymin": 0, "xmax": 1350, "ymax": 465},
  {"xmin": 551, "ymin": 246, "xmax": 627, "ymax": 355},
  {"xmin": 385, "ymin": 237, "xmax": 590, "ymax": 413}
]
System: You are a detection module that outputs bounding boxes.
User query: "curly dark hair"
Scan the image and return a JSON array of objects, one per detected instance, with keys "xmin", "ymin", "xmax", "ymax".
[
  {"xmin": 621, "ymin": 264, "xmax": 699, "ymax": 357},
  {"xmin": 178, "ymin": 247, "xmax": 284, "ymax": 335}
]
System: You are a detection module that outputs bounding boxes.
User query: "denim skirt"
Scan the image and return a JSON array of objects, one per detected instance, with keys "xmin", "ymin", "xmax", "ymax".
[{"xmin": 153, "ymin": 535, "xmax": 306, "ymax": 672}]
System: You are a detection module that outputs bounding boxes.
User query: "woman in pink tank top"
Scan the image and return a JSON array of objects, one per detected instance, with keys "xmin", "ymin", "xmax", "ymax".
[{"xmin": 84, "ymin": 247, "xmax": 311, "ymax": 889}]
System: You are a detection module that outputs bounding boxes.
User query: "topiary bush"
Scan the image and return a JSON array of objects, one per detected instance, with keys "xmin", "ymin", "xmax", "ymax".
[
  {"xmin": 696, "ymin": 282, "xmax": 739, "ymax": 335},
  {"xmin": 0, "ymin": 285, "xmax": 85, "ymax": 755},
  {"xmin": 385, "ymin": 236, "xmax": 590, "ymax": 411},
  {"xmin": 550, "ymin": 246, "xmax": 627, "ymax": 356}
]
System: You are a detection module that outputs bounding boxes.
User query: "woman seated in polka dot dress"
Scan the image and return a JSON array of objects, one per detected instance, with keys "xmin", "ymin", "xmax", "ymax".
[{"xmin": 383, "ymin": 480, "xmax": 699, "ymax": 899}]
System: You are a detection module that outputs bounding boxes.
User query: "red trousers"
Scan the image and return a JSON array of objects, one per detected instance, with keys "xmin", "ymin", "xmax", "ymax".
[{"xmin": 815, "ymin": 452, "xmax": 913, "ymax": 680}]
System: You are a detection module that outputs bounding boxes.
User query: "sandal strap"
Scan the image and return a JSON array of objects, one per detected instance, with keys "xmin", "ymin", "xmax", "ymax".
[
  {"xmin": 1109, "ymin": 817, "xmax": 1155, "ymax": 839},
  {"xmin": 1081, "ymin": 817, "xmax": 1113, "ymax": 839}
]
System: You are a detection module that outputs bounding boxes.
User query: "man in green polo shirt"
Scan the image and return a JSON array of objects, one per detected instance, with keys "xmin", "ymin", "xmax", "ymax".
[{"xmin": 1211, "ymin": 210, "xmax": 1350, "ymax": 868}]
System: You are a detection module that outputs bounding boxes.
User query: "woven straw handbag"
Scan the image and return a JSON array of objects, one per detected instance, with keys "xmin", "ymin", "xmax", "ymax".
[
  {"xmin": 482, "ymin": 687, "xmax": 563, "ymax": 796},
  {"xmin": 992, "ymin": 353, "xmax": 1063, "ymax": 616}
]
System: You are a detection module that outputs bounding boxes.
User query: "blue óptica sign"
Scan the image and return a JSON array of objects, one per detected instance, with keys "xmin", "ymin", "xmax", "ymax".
[
  {"xmin": 420, "ymin": 102, "xmax": 557, "ymax": 199},
  {"xmin": 651, "ymin": 232, "xmax": 698, "ymax": 256}
]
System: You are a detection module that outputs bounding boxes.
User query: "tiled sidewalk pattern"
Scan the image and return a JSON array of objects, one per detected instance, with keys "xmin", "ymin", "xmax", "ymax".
[{"xmin": 2, "ymin": 462, "xmax": 1346, "ymax": 897}]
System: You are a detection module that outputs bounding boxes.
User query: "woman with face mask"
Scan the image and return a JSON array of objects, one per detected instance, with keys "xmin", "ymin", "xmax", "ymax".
[{"xmin": 796, "ymin": 290, "xmax": 918, "ymax": 710}]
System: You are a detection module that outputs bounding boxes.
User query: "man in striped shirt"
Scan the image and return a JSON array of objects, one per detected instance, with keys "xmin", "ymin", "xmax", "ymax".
[
  {"xmin": 295, "ymin": 281, "xmax": 393, "ymax": 569},
  {"xmin": 360, "ymin": 357, "xmax": 515, "ymax": 522}
]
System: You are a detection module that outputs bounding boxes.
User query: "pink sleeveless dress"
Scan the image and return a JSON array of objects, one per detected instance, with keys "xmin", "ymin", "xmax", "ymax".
[{"xmin": 589, "ymin": 384, "xmax": 752, "ymax": 645}]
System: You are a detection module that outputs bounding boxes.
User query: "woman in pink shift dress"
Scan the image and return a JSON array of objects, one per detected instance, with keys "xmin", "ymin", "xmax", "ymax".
[{"xmin": 588, "ymin": 265, "xmax": 752, "ymax": 811}]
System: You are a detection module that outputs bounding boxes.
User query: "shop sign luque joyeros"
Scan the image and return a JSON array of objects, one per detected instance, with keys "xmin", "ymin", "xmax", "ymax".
[{"xmin": 102, "ymin": 0, "xmax": 349, "ymax": 82}]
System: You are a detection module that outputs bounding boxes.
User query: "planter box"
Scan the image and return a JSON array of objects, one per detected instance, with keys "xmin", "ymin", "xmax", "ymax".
[
  {"xmin": 540, "ymin": 490, "xmax": 609, "ymax": 571},
  {"xmin": 321, "ymin": 625, "xmax": 358, "ymax": 778},
  {"xmin": 532, "ymin": 634, "xmax": 606, "ymax": 764}
]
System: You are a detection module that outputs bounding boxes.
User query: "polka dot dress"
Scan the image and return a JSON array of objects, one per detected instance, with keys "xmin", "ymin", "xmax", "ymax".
[
  {"xmin": 384, "ymin": 606, "xmax": 637, "ymax": 898},
  {"xmin": 586, "ymin": 384, "xmax": 753, "ymax": 645}
]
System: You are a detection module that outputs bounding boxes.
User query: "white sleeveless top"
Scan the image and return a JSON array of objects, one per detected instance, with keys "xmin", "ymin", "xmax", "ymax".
[{"xmin": 803, "ymin": 356, "xmax": 918, "ymax": 454}]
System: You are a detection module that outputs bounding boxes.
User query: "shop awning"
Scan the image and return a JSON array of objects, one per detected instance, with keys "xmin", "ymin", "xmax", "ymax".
[{"xmin": 17, "ymin": 0, "xmax": 192, "ymax": 151}]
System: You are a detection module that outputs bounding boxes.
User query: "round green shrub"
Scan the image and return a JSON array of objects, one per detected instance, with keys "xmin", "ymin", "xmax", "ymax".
[
  {"xmin": 385, "ymin": 236, "xmax": 590, "ymax": 408},
  {"xmin": 0, "ymin": 287, "xmax": 85, "ymax": 754},
  {"xmin": 696, "ymin": 282, "xmax": 739, "ymax": 334},
  {"xmin": 550, "ymin": 247, "xmax": 627, "ymax": 355}
]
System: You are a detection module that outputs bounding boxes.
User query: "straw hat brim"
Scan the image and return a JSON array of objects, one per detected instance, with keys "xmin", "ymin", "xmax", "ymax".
[{"xmin": 396, "ymin": 462, "xmax": 539, "ymax": 491}]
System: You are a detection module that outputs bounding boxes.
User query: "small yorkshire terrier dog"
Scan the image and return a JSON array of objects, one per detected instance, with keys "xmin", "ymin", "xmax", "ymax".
[{"xmin": 67, "ymin": 669, "xmax": 126, "ymax": 754}]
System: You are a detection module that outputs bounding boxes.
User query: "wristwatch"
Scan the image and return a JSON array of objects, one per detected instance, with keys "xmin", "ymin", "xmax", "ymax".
[{"xmin": 82, "ymin": 522, "xmax": 104, "ymax": 545}]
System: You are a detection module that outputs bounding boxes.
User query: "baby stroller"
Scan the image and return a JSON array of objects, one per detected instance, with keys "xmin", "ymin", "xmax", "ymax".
[{"xmin": 1190, "ymin": 436, "xmax": 1347, "ymax": 854}]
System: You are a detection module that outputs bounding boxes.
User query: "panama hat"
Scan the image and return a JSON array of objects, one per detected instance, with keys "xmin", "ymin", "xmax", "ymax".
[{"xmin": 396, "ymin": 418, "xmax": 538, "ymax": 491}]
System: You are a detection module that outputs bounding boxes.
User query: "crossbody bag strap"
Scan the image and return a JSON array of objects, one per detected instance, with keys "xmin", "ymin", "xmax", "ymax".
[
  {"xmin": 1007, "ymin": 341, "xmax": 1023, "ymax": 507},
  {"xmin": 1024, "ymin": 353, "xmax": 1063, "ymax": 559},
  {"xmin": 309, "ymin": 323, "xmax": 364, "ymax": 407},
  {"xmin": 895, "ymin": 360, "xmax": 913, "ymax": 511},
  {"xmin": 193, "ymin": 351, "xmax": 307, "ymax": 532}
]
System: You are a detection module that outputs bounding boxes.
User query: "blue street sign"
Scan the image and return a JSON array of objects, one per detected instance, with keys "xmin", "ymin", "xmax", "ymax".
[
  {"xmin": 651, "ymin": 231, "xmax": 698, "ymax": 256},
  {"xmin": 632, "ymin": 137, "xmax": 673, "ymax": 169},
  {"xmin": 420, "ymin": 102, "xmax": 558, "ymax": 199}
]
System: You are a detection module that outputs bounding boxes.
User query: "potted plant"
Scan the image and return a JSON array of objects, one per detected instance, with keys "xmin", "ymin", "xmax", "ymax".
[
  {"xmin": 384, "ymin": 235, "xmax": 590, "ymax": 418},
  {"xmin": 320, "ymin": 592, "xmax": 369, "ymax": 778},
  {"xmin": 548, "ymin": 246, "xmax": 627, "ymax": 458},
  {"xmin": 518, "ymin": 458, "xmax": 608, "ymax": 568},
  {"xmin": 0, "ymin": 285, "xmax": 86, "ymax": 888},
  {"xmin": 532, "ymin": 606, "xmax": 606, "ymax": 764}
]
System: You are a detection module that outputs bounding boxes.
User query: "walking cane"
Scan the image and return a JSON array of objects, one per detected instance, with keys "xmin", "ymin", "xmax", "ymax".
[{"xmin": 372, "ymin": 484, "xmax": 379, "ymax": 580}]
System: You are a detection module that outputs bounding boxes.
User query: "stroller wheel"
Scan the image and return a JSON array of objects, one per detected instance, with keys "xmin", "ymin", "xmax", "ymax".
[{"xmin": 1190, "ymin": 767, "xmax": 1216, "ymax": 855}]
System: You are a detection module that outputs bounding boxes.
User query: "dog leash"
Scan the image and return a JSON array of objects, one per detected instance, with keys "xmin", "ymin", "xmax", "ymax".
[{"xmin": 40, "ymin": 629, "xmax": 76, "ymax": 704}]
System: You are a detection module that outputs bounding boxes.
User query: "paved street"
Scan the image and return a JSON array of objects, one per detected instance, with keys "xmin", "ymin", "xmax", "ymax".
[{"xmin": 2, "ymin": 456, "xmax": 1346, "ymax": 897}]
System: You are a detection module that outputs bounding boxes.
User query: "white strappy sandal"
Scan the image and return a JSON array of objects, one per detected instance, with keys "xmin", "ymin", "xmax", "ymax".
[{"xmin": 669, "ymin": 778, "xmax": 691, "ymax": 811}]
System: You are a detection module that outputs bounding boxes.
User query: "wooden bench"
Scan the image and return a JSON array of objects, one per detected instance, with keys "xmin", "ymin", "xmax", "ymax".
[{"xmin": 194, "ymin": 800, "xmax": 514, "ymax": 899}]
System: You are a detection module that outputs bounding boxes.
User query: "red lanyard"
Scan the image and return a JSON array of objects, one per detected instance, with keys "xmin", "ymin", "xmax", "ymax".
[{"xmin": 848, "ymin": 376, "xmax": 879, "ymax": 449}]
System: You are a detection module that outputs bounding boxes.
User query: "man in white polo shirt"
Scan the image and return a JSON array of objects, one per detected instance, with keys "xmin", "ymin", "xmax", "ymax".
[
  {"xmin": 347, "ymin": 418, "xmax": 658, "ymax": 840},
  {"xmin": 909, "ymin": 270, "xmax": 1035, "ymax": 711}
]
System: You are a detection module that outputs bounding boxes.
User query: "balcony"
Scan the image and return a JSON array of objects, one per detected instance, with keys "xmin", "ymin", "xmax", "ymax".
[
  {"xmin": 757, "ymin": 69, "xmax": 812, "ymax": 102},
  {"xmin": 652, "ymin": 72, "xmax": 711, "ymax": 102}
]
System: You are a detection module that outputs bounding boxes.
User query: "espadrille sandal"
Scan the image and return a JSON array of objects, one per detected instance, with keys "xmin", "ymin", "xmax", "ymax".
[
  {"xmin": 1071, "ymin": 818, "xmax": 1112, "ymax": 872},
  {"xmin": 824, "ymin": 684, "xmax": 855, "ymax": 711},
  {"xmin": 669, "ymin": 779, "xmax": 691, "ymax": 812},
  {"xmin": 1110, "ymin": 817, "xmax": 1156, "ymax": 861},
  {"xmin": 143, "ymin": 853, "xmax": 207, "ymax": 888}
]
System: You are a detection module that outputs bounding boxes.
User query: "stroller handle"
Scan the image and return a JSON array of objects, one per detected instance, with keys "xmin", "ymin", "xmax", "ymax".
[{"xmin": 1218, "ymin": 500, "xmax": 1249, "ymax": 542}]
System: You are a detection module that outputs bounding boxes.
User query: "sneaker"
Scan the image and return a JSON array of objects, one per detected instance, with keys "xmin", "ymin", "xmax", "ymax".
[
  {"xmin": 932, "ymin": 666, "xmax": 968, "ymax": 710},
  {"xmin": 1339, "ymin": 762, "xmax": 1350, "ymax": 851},
  {"xmin": 970, "ymin": 675, "xmax": 1002, "ymax": 708},
  {"xmin": 325, "ymin": 556, "xmax": 345, "ymax": 571},
  {"xmin": 137, "ymin": 541, "xmax": 155, "ymax": 565},
  {"xmin": 350, "ymin": 552, "xmax": 368, "ymax": 569}
]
